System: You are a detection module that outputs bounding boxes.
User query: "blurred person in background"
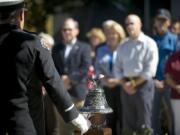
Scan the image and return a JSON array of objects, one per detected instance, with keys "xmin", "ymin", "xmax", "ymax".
[
  {"xmin": 152, "ymin": 8, "xmax": 178, "ymax": 135},
  {"xmin": 86, "ymin": 28, "xmax": 106, "ymax": 64},
  {"xmin": 52, "ymin": 18, "xmax": 92, "ymax": 135},
  {"xmin": 38, "ymin": 32, "xmax": 61, "ymax": 135},
  {"xmin": 171, "ymin": 20, "xmax": 180, "ymax": 49},
  {"xmin": 52, "ymin": 17, "xmax": 92, "ymax": 109},
  {"xmin": 95, "ymin": 20, "xmax": 126, "ymax": 135},
  {"xmin": 112, "ymin": 14, "xmax": 158, "ymax": 135},
  {"xmin": 0, "ymin": 1, "xmax": 91, "ymax": 135},
  {"xmin": 165, "ymin": 50, "xmax": 180, "ymax": 135},
  {"xmin": 96, "ymin": 20, "xmax": 118, "ymax": 51}
]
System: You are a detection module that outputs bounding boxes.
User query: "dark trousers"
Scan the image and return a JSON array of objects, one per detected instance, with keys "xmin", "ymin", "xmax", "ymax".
[
  {"xmin": 104, "ymin": 86, "xmax": 122, "ymax": 135},
  {"xmin": 0, "ymin": 116, "xmax": 37, "ymax": 135},
  {"xmin": 28, "ymin": 89, "xmax": 45, "ymax": 135},
  {"xmin": 0, "ymin": 106, "xmax": 37, "ymax": 135},
  {"xmin": 121, "ymin": 79, "xmax": 154, "ymax": 135}
]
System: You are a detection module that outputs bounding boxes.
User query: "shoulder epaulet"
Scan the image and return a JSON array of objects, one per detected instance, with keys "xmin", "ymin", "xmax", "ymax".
[{"xmin": 40, "ymin": 38, "xmax": 50, "ymax": 50}]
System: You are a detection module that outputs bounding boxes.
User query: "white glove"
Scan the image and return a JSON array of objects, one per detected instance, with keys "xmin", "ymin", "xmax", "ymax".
[{"xmin": 70, "ymin": 113, "xmax": 91, "ymax": 134}]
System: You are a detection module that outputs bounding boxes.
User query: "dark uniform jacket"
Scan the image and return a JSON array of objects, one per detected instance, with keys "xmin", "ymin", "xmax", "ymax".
[
  {"xmin": 0, "ymin": 24, "xmax": 79, "ymax": 135},
  {"xmin": 52, "ymin": 41, "xmax": 91, "ymax": 100}
]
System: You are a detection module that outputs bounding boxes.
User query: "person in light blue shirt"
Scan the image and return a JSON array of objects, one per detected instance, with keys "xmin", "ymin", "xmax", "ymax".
[
  {"xmin": 152, "ymin": 8, "xmax": 178, "ymax": 135},
  {"xmin": 95, "ymin": 20, "xmax": 126, "ymax": 135}
]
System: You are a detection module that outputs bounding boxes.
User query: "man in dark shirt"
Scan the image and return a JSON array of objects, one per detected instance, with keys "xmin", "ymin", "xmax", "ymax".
[
  {"xmin": 0, "ymin": 1, "xmax": 91, "ymax": 135},
  {"xmin": 52, "ymin": 18, "xmax": 92, "ymax": 109},
  {"xmin": 152, "ymin": 9, "xmax": 177, "ymax": 135}
]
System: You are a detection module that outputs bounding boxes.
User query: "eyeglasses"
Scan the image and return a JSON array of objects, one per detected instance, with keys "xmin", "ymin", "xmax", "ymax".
[
  {"xmin": 62, "ymin": 28, "xmax": 74, "ymax": 32},
  {"xmin": 125, "ymin": 22, "xmax": 134, "ymax": 26}
]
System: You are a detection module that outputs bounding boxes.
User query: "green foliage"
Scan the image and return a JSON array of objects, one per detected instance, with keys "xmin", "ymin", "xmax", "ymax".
[
  {"xmin": 25, "ymin": 0, "xmax": 47, "ymax": 32},
  {"xmin": 25, "ymin": 0, "xmax": 85, "ymax": 31},
  {"xmin": 24, "ymin": 0, "xmax": 131, "ymax": 32}
]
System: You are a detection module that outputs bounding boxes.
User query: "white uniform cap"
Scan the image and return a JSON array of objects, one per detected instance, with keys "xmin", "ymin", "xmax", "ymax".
[
  {"xmin": 0, "ymin": 0, "xmax": 24, "ymax": 12},
  {"xmin": 0, "ymin": 0, "xmax": 24, "ymax": 6}
]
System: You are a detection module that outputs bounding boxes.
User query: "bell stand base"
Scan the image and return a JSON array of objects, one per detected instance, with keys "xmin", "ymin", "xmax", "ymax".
[{"xmin": 74, "ymin": 128, "xmax": 112, "ymax": 135}]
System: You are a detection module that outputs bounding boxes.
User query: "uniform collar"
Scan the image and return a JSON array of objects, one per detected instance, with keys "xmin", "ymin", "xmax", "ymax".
[{"xmin": 0, "ymin": 23, "xmax": 18, "ymax": 35}]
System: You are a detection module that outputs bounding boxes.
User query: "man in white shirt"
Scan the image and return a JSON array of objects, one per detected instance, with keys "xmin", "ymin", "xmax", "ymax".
[{"xmin": 109, "ymin": 14, "xmax": 158, "ymax": 134}]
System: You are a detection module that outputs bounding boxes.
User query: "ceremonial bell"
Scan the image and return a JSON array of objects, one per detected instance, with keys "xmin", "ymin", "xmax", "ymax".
[
  {"xmin": 74, "ymin": 75, "xmax": 113, "ymax": 134},
  {"xmin": 80, "ymin": 75, "xmax": 113, "ymax": 114}
]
